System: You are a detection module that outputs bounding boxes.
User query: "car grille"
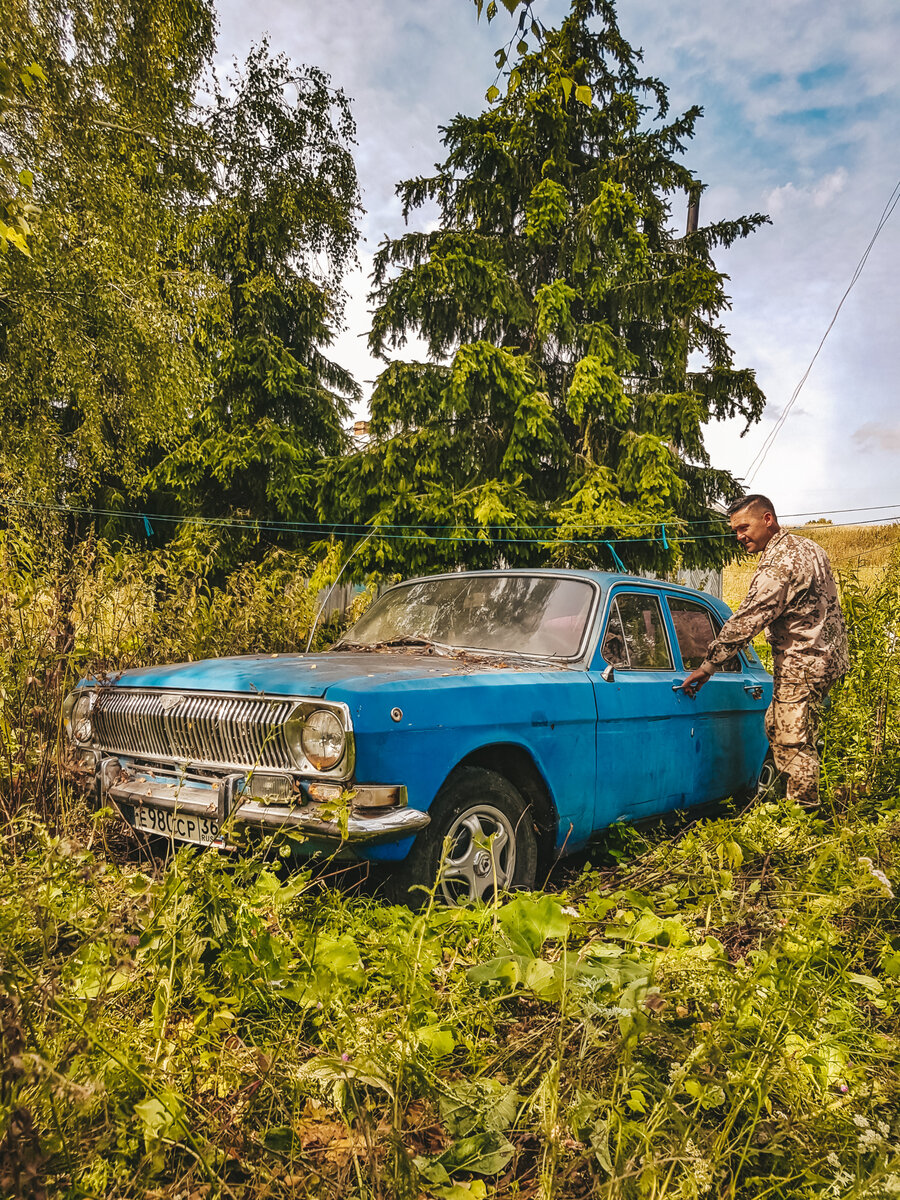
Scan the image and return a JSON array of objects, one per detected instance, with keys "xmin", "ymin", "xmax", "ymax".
[{"xmin": 93, "ymin": 689, "xmax": 296, "ymax": 771}]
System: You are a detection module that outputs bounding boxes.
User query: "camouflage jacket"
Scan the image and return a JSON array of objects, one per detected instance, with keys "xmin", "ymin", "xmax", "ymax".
[{"xmin": 700, "ymin": 530, "xmax": 850, "ymax": 687}]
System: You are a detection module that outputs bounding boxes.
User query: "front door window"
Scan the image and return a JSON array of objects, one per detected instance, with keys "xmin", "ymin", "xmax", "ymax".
[
  {"xmin": 667, "ymin": 597, "xmax": 741, "ymax": 672},
  {"xmin": 601, "ymin": 593, "xmax": 673, "ymax": 670}
]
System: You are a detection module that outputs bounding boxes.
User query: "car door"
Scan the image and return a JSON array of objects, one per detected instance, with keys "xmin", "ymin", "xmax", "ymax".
[
  {"xmin": 589, "ymin": 586, "xmax": 700, "ymax": 825},
  {"xmin": 664, "ymin": 593, "xmax": 771, "ymax": 803}
]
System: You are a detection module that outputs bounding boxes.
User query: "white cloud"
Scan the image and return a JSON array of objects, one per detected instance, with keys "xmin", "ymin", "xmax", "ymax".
[
  {"xmin": 765, "ymin": 168, "xmax": 848, "ymax": 217},
  {"xmin": 852, "ymin": 422, "xmax": 900, "ymax": 453}
]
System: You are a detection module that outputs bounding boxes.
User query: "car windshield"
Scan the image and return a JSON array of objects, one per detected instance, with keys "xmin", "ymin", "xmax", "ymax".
[{"xmin": 341, "ymin": 574, "xmax": 595, "ymax": 658}]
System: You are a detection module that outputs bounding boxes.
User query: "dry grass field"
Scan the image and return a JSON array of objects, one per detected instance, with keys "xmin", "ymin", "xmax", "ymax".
[{"xmin": 722, "ymin": 521, "xmax": 900, "ymax": 611}]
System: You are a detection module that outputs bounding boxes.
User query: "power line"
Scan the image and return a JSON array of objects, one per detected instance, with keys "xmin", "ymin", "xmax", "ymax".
[
  {"xmin": 1, "ymin": 493, "xmax": 899, "ymax": 536},
  {"xmin": 0, "ymin": 494, "xmax": 898, "ymax": 546},
  {"xmin": 745, "ymin": 173, "xmax": 900, "ymax": 485}
]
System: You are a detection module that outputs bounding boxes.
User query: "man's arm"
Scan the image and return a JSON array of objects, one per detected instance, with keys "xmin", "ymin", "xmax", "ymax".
[{"xmin": 678, "ymin": 565, "xmax": 791, "ymax": 696}]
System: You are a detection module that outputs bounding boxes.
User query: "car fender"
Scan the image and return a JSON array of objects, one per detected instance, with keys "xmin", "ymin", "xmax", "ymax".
[{"xmin": 324, "ymin": 667, "xmax": 598, "ymax": 857}]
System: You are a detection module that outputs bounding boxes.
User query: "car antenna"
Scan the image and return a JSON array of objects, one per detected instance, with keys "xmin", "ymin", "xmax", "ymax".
[{"xmin": 304, "ymin": 528, "xmax": 377, "ymax": 655}]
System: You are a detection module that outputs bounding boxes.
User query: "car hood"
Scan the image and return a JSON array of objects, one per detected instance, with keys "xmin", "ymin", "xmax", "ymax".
[{"xmin": 92, "ymin": 650, "xmax": 552, "ymax": 699}]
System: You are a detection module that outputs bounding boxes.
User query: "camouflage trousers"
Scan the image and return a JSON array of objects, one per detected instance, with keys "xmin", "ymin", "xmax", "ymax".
[{"xmin": 765, "ymin": 679, "xmax": 829, "ymax": 806}]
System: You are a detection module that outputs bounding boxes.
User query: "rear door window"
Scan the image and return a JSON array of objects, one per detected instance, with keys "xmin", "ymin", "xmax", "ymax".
[
  {"xmin": 601, "ymin": 593, "xmax": 673, "ymax": 670},
  {"xmin": 668, "ymin": 597, "xmax": 742, "ymax": 672}
]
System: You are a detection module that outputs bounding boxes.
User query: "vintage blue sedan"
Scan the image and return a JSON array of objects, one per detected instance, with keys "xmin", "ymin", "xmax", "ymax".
[{"xmin": 64, "ymin": 570, "xmax": 773, "ymax": 902}]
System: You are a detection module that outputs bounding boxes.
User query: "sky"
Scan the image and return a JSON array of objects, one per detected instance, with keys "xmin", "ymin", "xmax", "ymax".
[{"xmin": 216, "ymin": 0, "xmax": 900, "ymax": 526}]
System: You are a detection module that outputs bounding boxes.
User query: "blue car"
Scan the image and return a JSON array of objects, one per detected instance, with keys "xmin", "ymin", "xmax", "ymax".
[{"xmin": 64, "ymin": 570, "xmax": 773, "ymax": 902}]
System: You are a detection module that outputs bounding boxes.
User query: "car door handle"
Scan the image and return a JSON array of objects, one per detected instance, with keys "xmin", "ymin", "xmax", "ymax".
[
  {"xmin": 672, "ymin": 681, "xmax": 692, "ymax": 695},
  {"xmin": 743, "ymin": 685, "xmax": 764, "ymax": 700}
]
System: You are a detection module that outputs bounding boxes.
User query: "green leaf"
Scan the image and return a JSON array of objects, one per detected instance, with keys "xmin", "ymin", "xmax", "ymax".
[
  {"xmin": 848, "ymin": 973, "xmax": 883, "ymax": 994},
  {"xmin": 134, "ymin": 1090, "xmax": 187, "ymax": 1147},
  {"xmin": 575, "ymin": 84, "xmax": 593, "ymax": 106},
  {"xmin": 152, "ymin": 979, "xmax": 170, "ymax": 1036},
  {"xmin": 486, "ymin": 84, "xmax": 500, "ymax": 104},
  {"xmin": 440, "ymin": 1080, "xmax": 520, "ymax": 1138},
  {"xmin": 436, "ymin": 1132, "xmax": 515, "ymax": 1176},
  {"xmin": 414, "ymin": 1024, "xmax": 456, "ymax": 1058},
  {"xmin": 497, "ymin": 893, "xmax": 571, "ymax": 955},
  {"xmin": 262, "ymin": 1126, "xmax": 295, "ymax": 1152},
  {"xmin": 314, "ymin": 934, "xmax": 364, "ymax": 983},
  {"xmin": 433, "ymin": 1182, "xmax": 488, "ymax": 1200}
]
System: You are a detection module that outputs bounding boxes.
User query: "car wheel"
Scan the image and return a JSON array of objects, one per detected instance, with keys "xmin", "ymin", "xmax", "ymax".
[
  {"xmin": 389, "ymin": 766, "xmax": 539, "ymax": 907},
  {"xmin": 736, "ymin": 753, "xmax": 779, "ymax": 804},
  {"xmin": 756, "ymin": 754, "xmax": 778, "ymax": 798}
]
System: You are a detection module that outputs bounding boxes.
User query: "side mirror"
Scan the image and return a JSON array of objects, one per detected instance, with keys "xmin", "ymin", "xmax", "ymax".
[{"xmin": 601, "ymin": 663, "xmax": 615, "ymax": 683}]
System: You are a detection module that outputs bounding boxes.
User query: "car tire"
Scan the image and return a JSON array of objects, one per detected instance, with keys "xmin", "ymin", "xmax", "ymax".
[
  {"xmin": 387, "ymin": 766, "xmax": 539, "ymax": 908},
  {"xmin": 736, "ymin": 752, "xmax": 779, "ymax": 805}
]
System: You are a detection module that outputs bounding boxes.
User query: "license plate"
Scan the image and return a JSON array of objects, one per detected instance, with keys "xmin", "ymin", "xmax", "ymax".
[{"xmin": 134, "ymin": 804, "xmax": 221, "ymax": 846}]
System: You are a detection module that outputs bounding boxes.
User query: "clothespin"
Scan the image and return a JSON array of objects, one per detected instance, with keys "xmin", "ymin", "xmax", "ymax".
[{"xmin": 142, "ymin": 515, "xmax": 154, "ymax": 537}]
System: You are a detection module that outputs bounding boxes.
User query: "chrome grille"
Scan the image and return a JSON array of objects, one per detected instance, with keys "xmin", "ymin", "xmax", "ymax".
[{"xmin": 94, "ymin": 690, "xmax": 296, "ymax": 771}]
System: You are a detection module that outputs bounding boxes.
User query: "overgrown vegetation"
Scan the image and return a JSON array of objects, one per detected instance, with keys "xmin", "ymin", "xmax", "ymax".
[
  {"xmin": 2, "ymin": 8, "xmax": 897, "ymax": 1192},
  {"xmin": 1, "ymin": 520, "xmax": 898, "ymax": 1198}
]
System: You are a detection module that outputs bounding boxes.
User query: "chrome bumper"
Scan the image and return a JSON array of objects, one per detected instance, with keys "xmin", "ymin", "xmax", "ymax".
[{"xmin": 102, "ymin": 760, "xmax": 430, "ymax": 845}]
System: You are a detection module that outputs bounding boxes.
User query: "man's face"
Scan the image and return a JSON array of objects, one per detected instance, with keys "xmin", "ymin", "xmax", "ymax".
[{"xmin": 729, "ymin": 505, "xmax": 776, "ymax": 553}]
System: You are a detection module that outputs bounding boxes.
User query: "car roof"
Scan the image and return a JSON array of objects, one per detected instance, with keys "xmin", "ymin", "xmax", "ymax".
[{"xmin": 389, "ymin": 567, "xmax": 731, "ymax": 614}]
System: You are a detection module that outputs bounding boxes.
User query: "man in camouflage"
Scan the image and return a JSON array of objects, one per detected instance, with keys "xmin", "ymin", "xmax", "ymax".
[{"xmin": 680, "ymin": 495, "xmax": 850, "ymax": 807}]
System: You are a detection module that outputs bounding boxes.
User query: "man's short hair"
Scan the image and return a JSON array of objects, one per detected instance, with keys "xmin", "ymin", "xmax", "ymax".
[{"xmin": 727, "ymin": 494, "xmax": 777, "ymax": 520}]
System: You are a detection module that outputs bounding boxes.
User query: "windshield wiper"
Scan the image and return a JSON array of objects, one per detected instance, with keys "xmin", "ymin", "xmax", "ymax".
[
  {"xmin": 374, "ymin": 635, "xmax": 435, "ymax": 648},
  {"xmin": 333, "ymin": 635, "xmax": 452, "ymax": 654}
]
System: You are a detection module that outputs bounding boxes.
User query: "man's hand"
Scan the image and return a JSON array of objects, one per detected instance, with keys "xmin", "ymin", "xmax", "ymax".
[{"xmin": 679, "ymin": 667, "xmax": 712, "ymax": 697}]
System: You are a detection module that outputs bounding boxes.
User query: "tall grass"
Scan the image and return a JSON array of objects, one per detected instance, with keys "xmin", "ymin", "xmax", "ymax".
[
  {"xmin": 0, "ymin": 524, "xmax": 899, "ymax": 1198},
  {"xmin": 0, "ymin": 519, "xmax": 361, "ymax": 825}
]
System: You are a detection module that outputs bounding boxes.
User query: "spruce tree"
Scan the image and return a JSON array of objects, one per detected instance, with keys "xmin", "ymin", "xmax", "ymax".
[{"xmin": 321, "ymin": 0, "xmax": 767, "ymax": 577}]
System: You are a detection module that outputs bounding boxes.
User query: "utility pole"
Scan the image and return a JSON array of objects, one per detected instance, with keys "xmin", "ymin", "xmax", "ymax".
[
  {"xmin": 686, "ymin": 183, "xmax": 701, "ymax": 236},
  {"xmin": 681, "ymin": 184, "xmax": 702, "ymax": 385}
]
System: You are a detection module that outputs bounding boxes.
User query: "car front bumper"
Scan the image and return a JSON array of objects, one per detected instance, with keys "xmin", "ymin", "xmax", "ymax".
[{"xmin": 96, "ymin": 757, "xmax": 430, "ymax": 846}]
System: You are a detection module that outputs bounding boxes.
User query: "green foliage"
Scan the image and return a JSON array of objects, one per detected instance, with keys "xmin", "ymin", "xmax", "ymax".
[
  {"xmin": 3, "ymin": 756, "xmax": 900, "ymax": 1195},
  {"xmin": 825, "ymin": 558, "xmax": 900, "ymax": 801},
  {"xmin": 321, "ymin": 0, "xmax": 767, "ymax": 579},
  {"xmin": 0, "ymin": 43, "xmax": 42, "ymax": 258},
  {"xmin": 152, "ymin": 46, "xmax": 361, "ymax": 536},
  {"xmin": 0, "ymin": 0, "xmax": 219, "ymax": 509},
  {"xmin": 1, "ymin": 547, "xmax": 900, "ymax": 1197},
  {"xmin": 0, "ymin": 3, "xmax": 359, "ymax": 556}
]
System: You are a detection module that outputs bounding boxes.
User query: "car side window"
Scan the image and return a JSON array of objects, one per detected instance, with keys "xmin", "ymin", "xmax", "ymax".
[
  {"xmin": 668, "ymin": 597, "xmax": 742, "ymax": 672},
  {"xmin": 601, "ymin": 593, "xmax": 673, "ymax": 670}
]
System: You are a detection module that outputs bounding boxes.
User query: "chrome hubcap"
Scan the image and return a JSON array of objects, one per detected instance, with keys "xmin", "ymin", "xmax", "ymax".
[{"xmin": 439, "ymin": 804, "xmax": 517, "ymax": 904}]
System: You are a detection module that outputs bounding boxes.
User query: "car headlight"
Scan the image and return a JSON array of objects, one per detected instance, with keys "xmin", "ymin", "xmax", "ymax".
[
  {"xmin": 63, "ymin": 689, "xmax": 96, "ymax": 744},
  {"xmin": 299, "ymin": 709, "xmax": 346, "ymax": 771}
]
